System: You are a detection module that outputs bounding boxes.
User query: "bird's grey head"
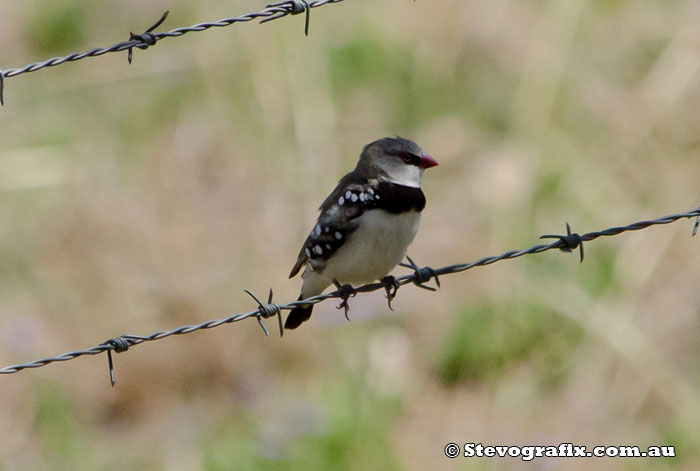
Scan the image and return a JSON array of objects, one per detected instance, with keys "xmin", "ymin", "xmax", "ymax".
[{"xmin": 356, "ymin": 137, "xmax": 438, "ymax": 188}]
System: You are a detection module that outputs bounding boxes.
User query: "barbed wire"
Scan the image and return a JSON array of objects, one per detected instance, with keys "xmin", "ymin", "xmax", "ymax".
[
  {"xmin": 0, "ymin": 0, "xmax": 343, "ymax": 105},
  {"xmin": 1, "ymin": 206, "xmax": 698, "ymax": 385}
]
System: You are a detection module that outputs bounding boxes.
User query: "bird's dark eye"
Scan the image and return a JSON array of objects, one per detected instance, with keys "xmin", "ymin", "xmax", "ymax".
[{"xmin": 398, "ymin": 152, "xmax": 420, "ymax": 166}]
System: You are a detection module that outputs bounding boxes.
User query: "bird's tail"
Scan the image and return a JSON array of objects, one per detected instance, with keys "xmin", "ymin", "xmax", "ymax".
[{"xmin": 285, "ymin": 296, "xmax": 314, "ymax": 330}]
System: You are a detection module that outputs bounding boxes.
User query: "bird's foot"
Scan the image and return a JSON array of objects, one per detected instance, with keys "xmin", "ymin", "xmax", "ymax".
[
  {"xmin": 399, "ymin": 255, "xmax": 441, "ymax": 291},
  {"xmin": 380, "ymin": 275, "xmax": 400, "ymax": 311},
  {"xmin": 333, "ymin": 280, "xmax": 357, "ymax": 321}
]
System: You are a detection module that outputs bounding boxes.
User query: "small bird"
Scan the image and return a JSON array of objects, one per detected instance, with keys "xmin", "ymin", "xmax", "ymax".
[{"xmin": 286, "ymin": 137, "xmax": 438, "ymax": 329}]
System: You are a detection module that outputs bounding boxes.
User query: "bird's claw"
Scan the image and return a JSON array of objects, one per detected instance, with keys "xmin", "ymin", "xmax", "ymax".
[
  {"xmin": 333, "ymin": 280, "xmax": 356, "ymax": 321},
  {"xmin": 380, "ymin": 275, "xmax": 400, "ymax": 311},
  {"xmin": 399, "ymin": 255, "xmax": 441, "ymax": 291}
]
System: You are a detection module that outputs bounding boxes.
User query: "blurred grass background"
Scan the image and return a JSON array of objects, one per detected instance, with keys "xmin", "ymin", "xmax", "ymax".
[{"xmin": 1, "ymin": 0, "xmax": 700, "ymax": 469}]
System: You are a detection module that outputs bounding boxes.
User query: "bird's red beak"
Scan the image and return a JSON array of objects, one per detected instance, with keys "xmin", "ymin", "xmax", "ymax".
[{"xmin": 419, "ymin": 152, "xmax": 439, "ymax": 169}]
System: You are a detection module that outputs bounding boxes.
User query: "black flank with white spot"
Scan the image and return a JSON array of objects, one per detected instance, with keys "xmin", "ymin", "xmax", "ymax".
[{"xmin": 289, "ymin": 180, "xmax": 425, "ymax": 279}]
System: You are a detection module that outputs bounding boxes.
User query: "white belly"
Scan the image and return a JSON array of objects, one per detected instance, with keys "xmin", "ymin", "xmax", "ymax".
[{"xmin": 321, "ymin": 210, "xmax": 421, "ymax": 284}]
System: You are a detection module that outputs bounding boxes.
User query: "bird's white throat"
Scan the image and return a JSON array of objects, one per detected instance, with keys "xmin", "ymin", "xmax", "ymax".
[{"xmin": 380, "ymin": 160, "xmax": 423, "ymax": 188}]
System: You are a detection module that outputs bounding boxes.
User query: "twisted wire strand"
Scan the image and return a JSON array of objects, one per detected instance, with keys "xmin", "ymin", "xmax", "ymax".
[
  {"xmin": 0, "ymin": 0, "xmax": 343, "ymax": 103},
  {"xmin": 1, "ymin": 205, "xmax": 697, "ymax": 380}
]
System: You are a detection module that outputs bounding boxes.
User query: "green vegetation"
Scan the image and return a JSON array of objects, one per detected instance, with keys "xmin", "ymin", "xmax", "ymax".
[
  {"xmin": 437, "ymin": 300, "xmax": 583, "ymax": 387},
  {"xmin": 202, "ymin": 374, "xmax": 401, "ymax": 470},
  {"xmin": 26, "ymin": 0, "xmax": 85, "ymax": 55}
]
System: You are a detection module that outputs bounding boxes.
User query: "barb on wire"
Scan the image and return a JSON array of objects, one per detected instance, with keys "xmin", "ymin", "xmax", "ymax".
[
  {"xmin": 0, "ymin": 205, "xmax": 698, "ymax": 384},
  {"xmin": 400, "ymin": 255, "xmax": 440, "ymax": 291},
  {"xmin": 245, "ymin": 289, "xmax": 284, "ymax": 338},
  {"xmin": 263, "ymin": 1, "xmax": 312, "ymax": 36},
  {"xmin": 0, "ymin": 0, "xmax": 343, "ymax": 105},
  {"xmin": 128, "ymin": 11, "xmax": 170, "ymax": 64},
  {"xmin": 104, "ymin": 336, "xmax": 130, "ymax": 386},
  {"xmin": 540, "ymin": 222, "xmax": 584, "ymax": 262}
]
